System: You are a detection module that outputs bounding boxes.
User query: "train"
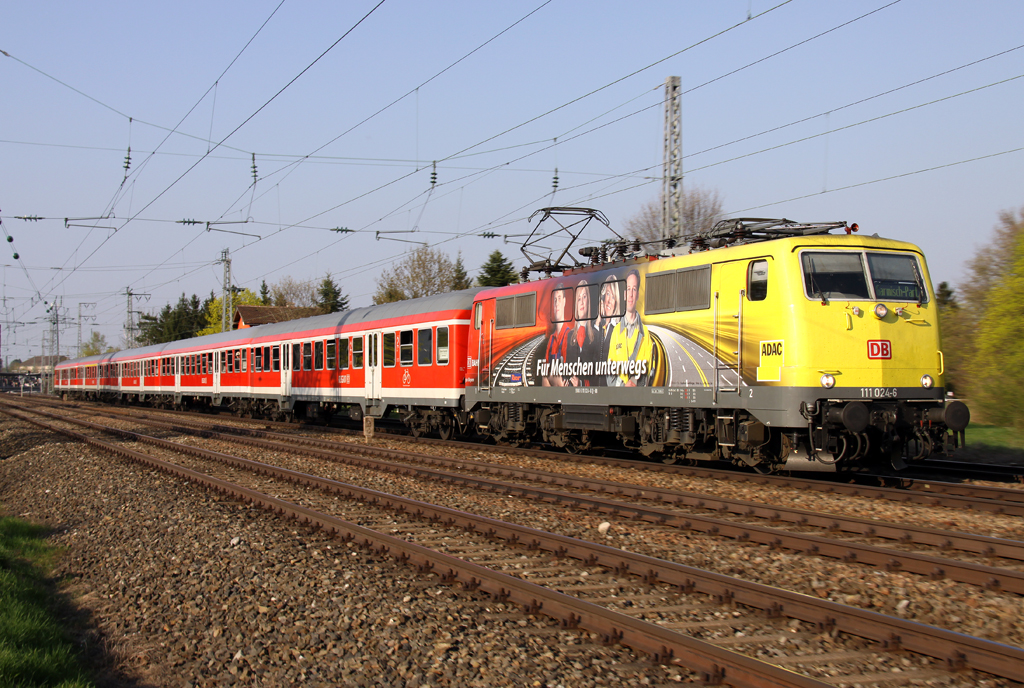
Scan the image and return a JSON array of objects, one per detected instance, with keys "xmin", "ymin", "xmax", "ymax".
[{"xmin": 54, "ymin": 215, "xmax": 969, "ymax": 473}]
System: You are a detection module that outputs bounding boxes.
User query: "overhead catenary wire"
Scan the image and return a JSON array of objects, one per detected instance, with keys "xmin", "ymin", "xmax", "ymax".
[{"xmin": 5, "ymin": 2, "xmax": 1014, "ymax": 356}]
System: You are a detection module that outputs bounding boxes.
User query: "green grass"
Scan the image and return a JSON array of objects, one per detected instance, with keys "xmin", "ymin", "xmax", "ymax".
[
  {"xmin": 965, "ymin": 424, "xmax": 1024, "ymax": 450},
  {"xmin": 953, "ymin": 423, "xmax": 1024, "ymax": 463},
  {"xmin": 0, "ymin": 516, "xmax": 93, "ymax": 688}
]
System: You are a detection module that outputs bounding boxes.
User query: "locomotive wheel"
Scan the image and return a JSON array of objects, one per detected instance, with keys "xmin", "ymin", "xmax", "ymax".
[{"xmin": 437, "ymin": 417, "xmax": 454, "ymax": 441}]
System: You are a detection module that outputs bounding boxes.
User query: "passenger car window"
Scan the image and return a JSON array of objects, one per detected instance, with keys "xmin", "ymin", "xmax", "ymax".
[
  {"xmin": 352, "ymin": 337, "xmax": 363, "ymax": 369},
  {"xmin": 339, "ymin": 338, "xmax": 349, "ymax": 370},
  {"xmin": 436, "ymin": 326, "xmax": 449, "ymax": 365},
  {"xmin": 418, "ymin": 328, "xmax": 432, "ymax": 366},
  {"xmin": 399, "ymin": 330, "xmax": 413, "ymax": 366},
  {"xmin": 382, "ymin": 332, "xmax": 396, "ymax": 367}
]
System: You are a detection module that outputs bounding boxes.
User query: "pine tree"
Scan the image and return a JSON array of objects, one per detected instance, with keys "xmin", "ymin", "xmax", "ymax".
[
  {"xmin": 452, "ymin": 252, "xmax": 473, "ymax": 290},
  {"xmin": 260, "ymin": 280, "xmax": 271, "ymax": 305},
  {"xmin": 317, "ymin": 273, "xmax": 349, "ymax": 313},
  {"xmin": 477, "ymin": 250, "xmax": 518, "ymax": 287}
]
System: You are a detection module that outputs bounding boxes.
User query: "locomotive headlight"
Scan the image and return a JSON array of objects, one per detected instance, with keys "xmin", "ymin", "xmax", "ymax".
[
  {"xmin": 820, "ymin": 374, "xmax": 836, "ymax": 389},
  {"xmin": 921, "ymin": 374, "xmax": 934, "ymax": 389},
  {"xmin": 873, "ymin": 303, "xmax": 888, "ymax": 319}
]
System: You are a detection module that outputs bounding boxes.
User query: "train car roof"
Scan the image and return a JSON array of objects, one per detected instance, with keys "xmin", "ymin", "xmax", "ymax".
[{"xmin": 57, "ymin": 287, "xmax": 484, "ymax": 367}]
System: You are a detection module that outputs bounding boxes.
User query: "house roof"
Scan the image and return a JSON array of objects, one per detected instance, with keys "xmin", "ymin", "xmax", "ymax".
[{"xmin": 234, "ymin": 305, "xmax": 323, "ymax": 326}]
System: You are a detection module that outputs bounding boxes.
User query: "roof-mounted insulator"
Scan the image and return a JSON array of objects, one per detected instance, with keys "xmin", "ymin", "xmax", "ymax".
[
  {"xmin": 251, "ymin": 153, "xmax": 258, "ymax": 184},
  {"xmin": 430, "ymin": 161, "xmax": 437, "ymax": 188}
]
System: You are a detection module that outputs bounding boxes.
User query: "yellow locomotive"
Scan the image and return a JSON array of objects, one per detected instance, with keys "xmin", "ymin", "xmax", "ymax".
[{"xmin": 467, "ymin": 216, "xmax": 968, "ymax": 472}]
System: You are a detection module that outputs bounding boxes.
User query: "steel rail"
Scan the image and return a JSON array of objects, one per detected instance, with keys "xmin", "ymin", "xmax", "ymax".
[
  {"xmin": 38, "ymin": 405, "xmax": 1024, "ymax": 595},
  {"xmin": 0, "ymin": 406, "xmax": 830, "ymax": 688},
  {"xmin": 173, "ymin": 418, "xmax": 1024, "ymax": 563},
  {"xmin": 35, "ymin": 396, "xmax": 1024, "ymax": 510},
  {"xmin": 6, "ymin": 404, "xmax": 1024, "ymax": 684}
]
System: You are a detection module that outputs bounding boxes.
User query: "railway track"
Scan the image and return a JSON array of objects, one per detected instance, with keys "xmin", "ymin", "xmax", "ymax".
[
  {"xmin": 25, "ymin": 401, "xmax": 1024, "ymax": 594},
  {"xmin": 30, "ymin": 396, "xmax": 1024, "ymax": 512},
  {"xmin": 4, "ymin": 398, "xmax": 1024, "ymax": 686}
]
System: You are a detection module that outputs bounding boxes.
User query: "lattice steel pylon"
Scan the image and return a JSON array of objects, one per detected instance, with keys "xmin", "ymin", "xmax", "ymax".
[
  {"xmin": 219, "ymin": 249, "xmax": 232, "ymax": 333},
  {"xmin": 661, "ymin": 76, "xmax": 682, "ymax": 241}
]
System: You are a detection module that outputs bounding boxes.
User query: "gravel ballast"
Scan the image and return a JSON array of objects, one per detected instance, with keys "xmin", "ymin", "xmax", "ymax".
[{"xmin": 0, "ymin": 418, "xmax": 685, "ymax": 687}]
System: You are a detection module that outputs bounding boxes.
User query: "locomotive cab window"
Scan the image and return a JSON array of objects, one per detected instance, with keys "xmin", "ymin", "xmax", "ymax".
[
  {"xmin": 417, "ymin": 328, "xmax": 432, "ymax": 366},
  {"xmin": 802, "ymin": 252, "xmax": 870, "ymax": 301},
  {"xmin": 866, "ymin": 253, "xmax": 927, "ymax": 303},
  {"xmin": 748, "ymin": 260, "xmax": 768, "ymax": 301},
  {"xmin": 801, "ymin": 251, "xmax": 926, "ymax": 303},
  {"xmin": 473, "ymin": 302, "xmax": 482, "ymax": 330}
]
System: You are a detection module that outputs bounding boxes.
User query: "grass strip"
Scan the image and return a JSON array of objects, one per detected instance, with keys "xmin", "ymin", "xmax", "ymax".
[{"xmin": 0, "ymin": 515, "xmax": 92, "ymax": 688}]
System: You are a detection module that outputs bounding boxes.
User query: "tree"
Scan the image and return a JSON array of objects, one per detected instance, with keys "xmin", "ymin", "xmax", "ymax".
[
  {"xmin": 271, "ymin": 276, "xmax": 318, "ymax": 307},
  {"xmin": 958, "ymin": 206, "xmax": 1024, "ymax": 420},
  {"xmin": 80, "ymin": 331, "xmax": 116, "ymax": 356},
  {"xmin": 452, "ymin": 252, "xmax": 473, "ymax": 290},
  {"xmin": 259, "ymin": 280, "xmax": 271, "ymax": 305},
  {"xmin": 971, "ymin": 222, "xmax": 1024, "ymax": 427},
  {"xmin": 477, "ymin": 250, "xmax": 518, "ymax": 287},
  {"xmin": 625, "ymin": 186, "xmax": 723, "ymax": 242},
  {"xmin": 137, "ymin": 293, "xmax": 208, "ymax": 346},
  {"xmin": 195, "ymin": 289, "xmax": 265, "ymax": 337},
  {"xmin": 373, "ymin": 246, "xmax": 465, "ymax": 304},
  {"xmin": 316, "ymin": 273, "xmax": 349, "ymax": 313}
]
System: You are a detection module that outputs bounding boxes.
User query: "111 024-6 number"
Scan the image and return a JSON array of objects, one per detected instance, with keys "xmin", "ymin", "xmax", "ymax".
[{"xmin": 861, "ymin": 387, "xmax": 897, "ymax": 398}]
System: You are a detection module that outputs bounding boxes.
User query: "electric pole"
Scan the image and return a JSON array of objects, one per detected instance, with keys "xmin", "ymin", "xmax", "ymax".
[
  {"xmin": 218, "ymin": 249, "xmax": 232, "ymax": 333},
  {"xmin": 77, "ymin": 302, "xmax": 96, "ymax": 356},
  {"xmin": 662, "ymin": 76, "xmax": 682, "ymax": 240},
  {"xmin": 124, "ymin": 288, "xmax": 150, "ymax": 348}
]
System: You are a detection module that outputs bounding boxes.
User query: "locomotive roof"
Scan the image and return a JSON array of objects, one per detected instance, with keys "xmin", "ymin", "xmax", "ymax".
[{"xmin": 57, "ymin": 287, "xmax": 484, "ymax": 368}]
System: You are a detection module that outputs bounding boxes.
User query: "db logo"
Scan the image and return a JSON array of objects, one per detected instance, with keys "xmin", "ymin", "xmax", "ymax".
[{"xmin": 867, "ymin": 340, "xmax": 892, "ymax": 359}]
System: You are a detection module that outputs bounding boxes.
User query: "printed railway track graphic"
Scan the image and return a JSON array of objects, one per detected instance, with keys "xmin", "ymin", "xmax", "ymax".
[{"xmin": 3, "ymin": 402, "xmax": 1024, "ymax": 687}]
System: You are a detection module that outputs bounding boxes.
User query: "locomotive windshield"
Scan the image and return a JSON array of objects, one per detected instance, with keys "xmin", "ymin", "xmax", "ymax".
[{"xmin": 801, "ymin": 251, "xmax": 927, "ymax": 303}]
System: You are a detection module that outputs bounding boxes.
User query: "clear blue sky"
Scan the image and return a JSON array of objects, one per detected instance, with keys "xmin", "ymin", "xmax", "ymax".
[{"xmin": 2, "ymin": 0, "xmax": 1021, "ymax": 363}]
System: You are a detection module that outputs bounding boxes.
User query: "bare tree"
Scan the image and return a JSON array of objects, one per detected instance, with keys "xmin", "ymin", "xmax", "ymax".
[
  {"xmin": 624, "ymin": 186, "xmax": 724, "ymax": 242},
  {"xmin": 271, "ymin": 276, "xmax": 318, "ymax": 308},
  {"xmin": 373, "ymin": 246, "xmax": 462, "ymax": 304}
]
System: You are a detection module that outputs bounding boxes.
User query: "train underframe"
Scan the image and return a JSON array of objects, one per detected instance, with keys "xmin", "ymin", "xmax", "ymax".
[{"xmin": 465, "ymin": 397, "xmax": 970, "ymax": 472}]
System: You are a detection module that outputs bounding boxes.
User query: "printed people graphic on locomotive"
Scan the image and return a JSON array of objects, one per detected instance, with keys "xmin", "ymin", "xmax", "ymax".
[
  {"xmin": 595, "ymin": 275, "xmax": 623, "ymax": 385},
  {"xmin": 565, "ymin": 280, "xmax": 601, "ymax": 387},
  {"xmin": 531, "ymin": 269, "xmax": 660, "ymax": 388},
  {"xmin": 541, "ymin": 284, "xmax": 572, "ymax": 387},
  {"xmin": 606, "ymin": 269, "xmax": 655, "ymax": 387}
]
